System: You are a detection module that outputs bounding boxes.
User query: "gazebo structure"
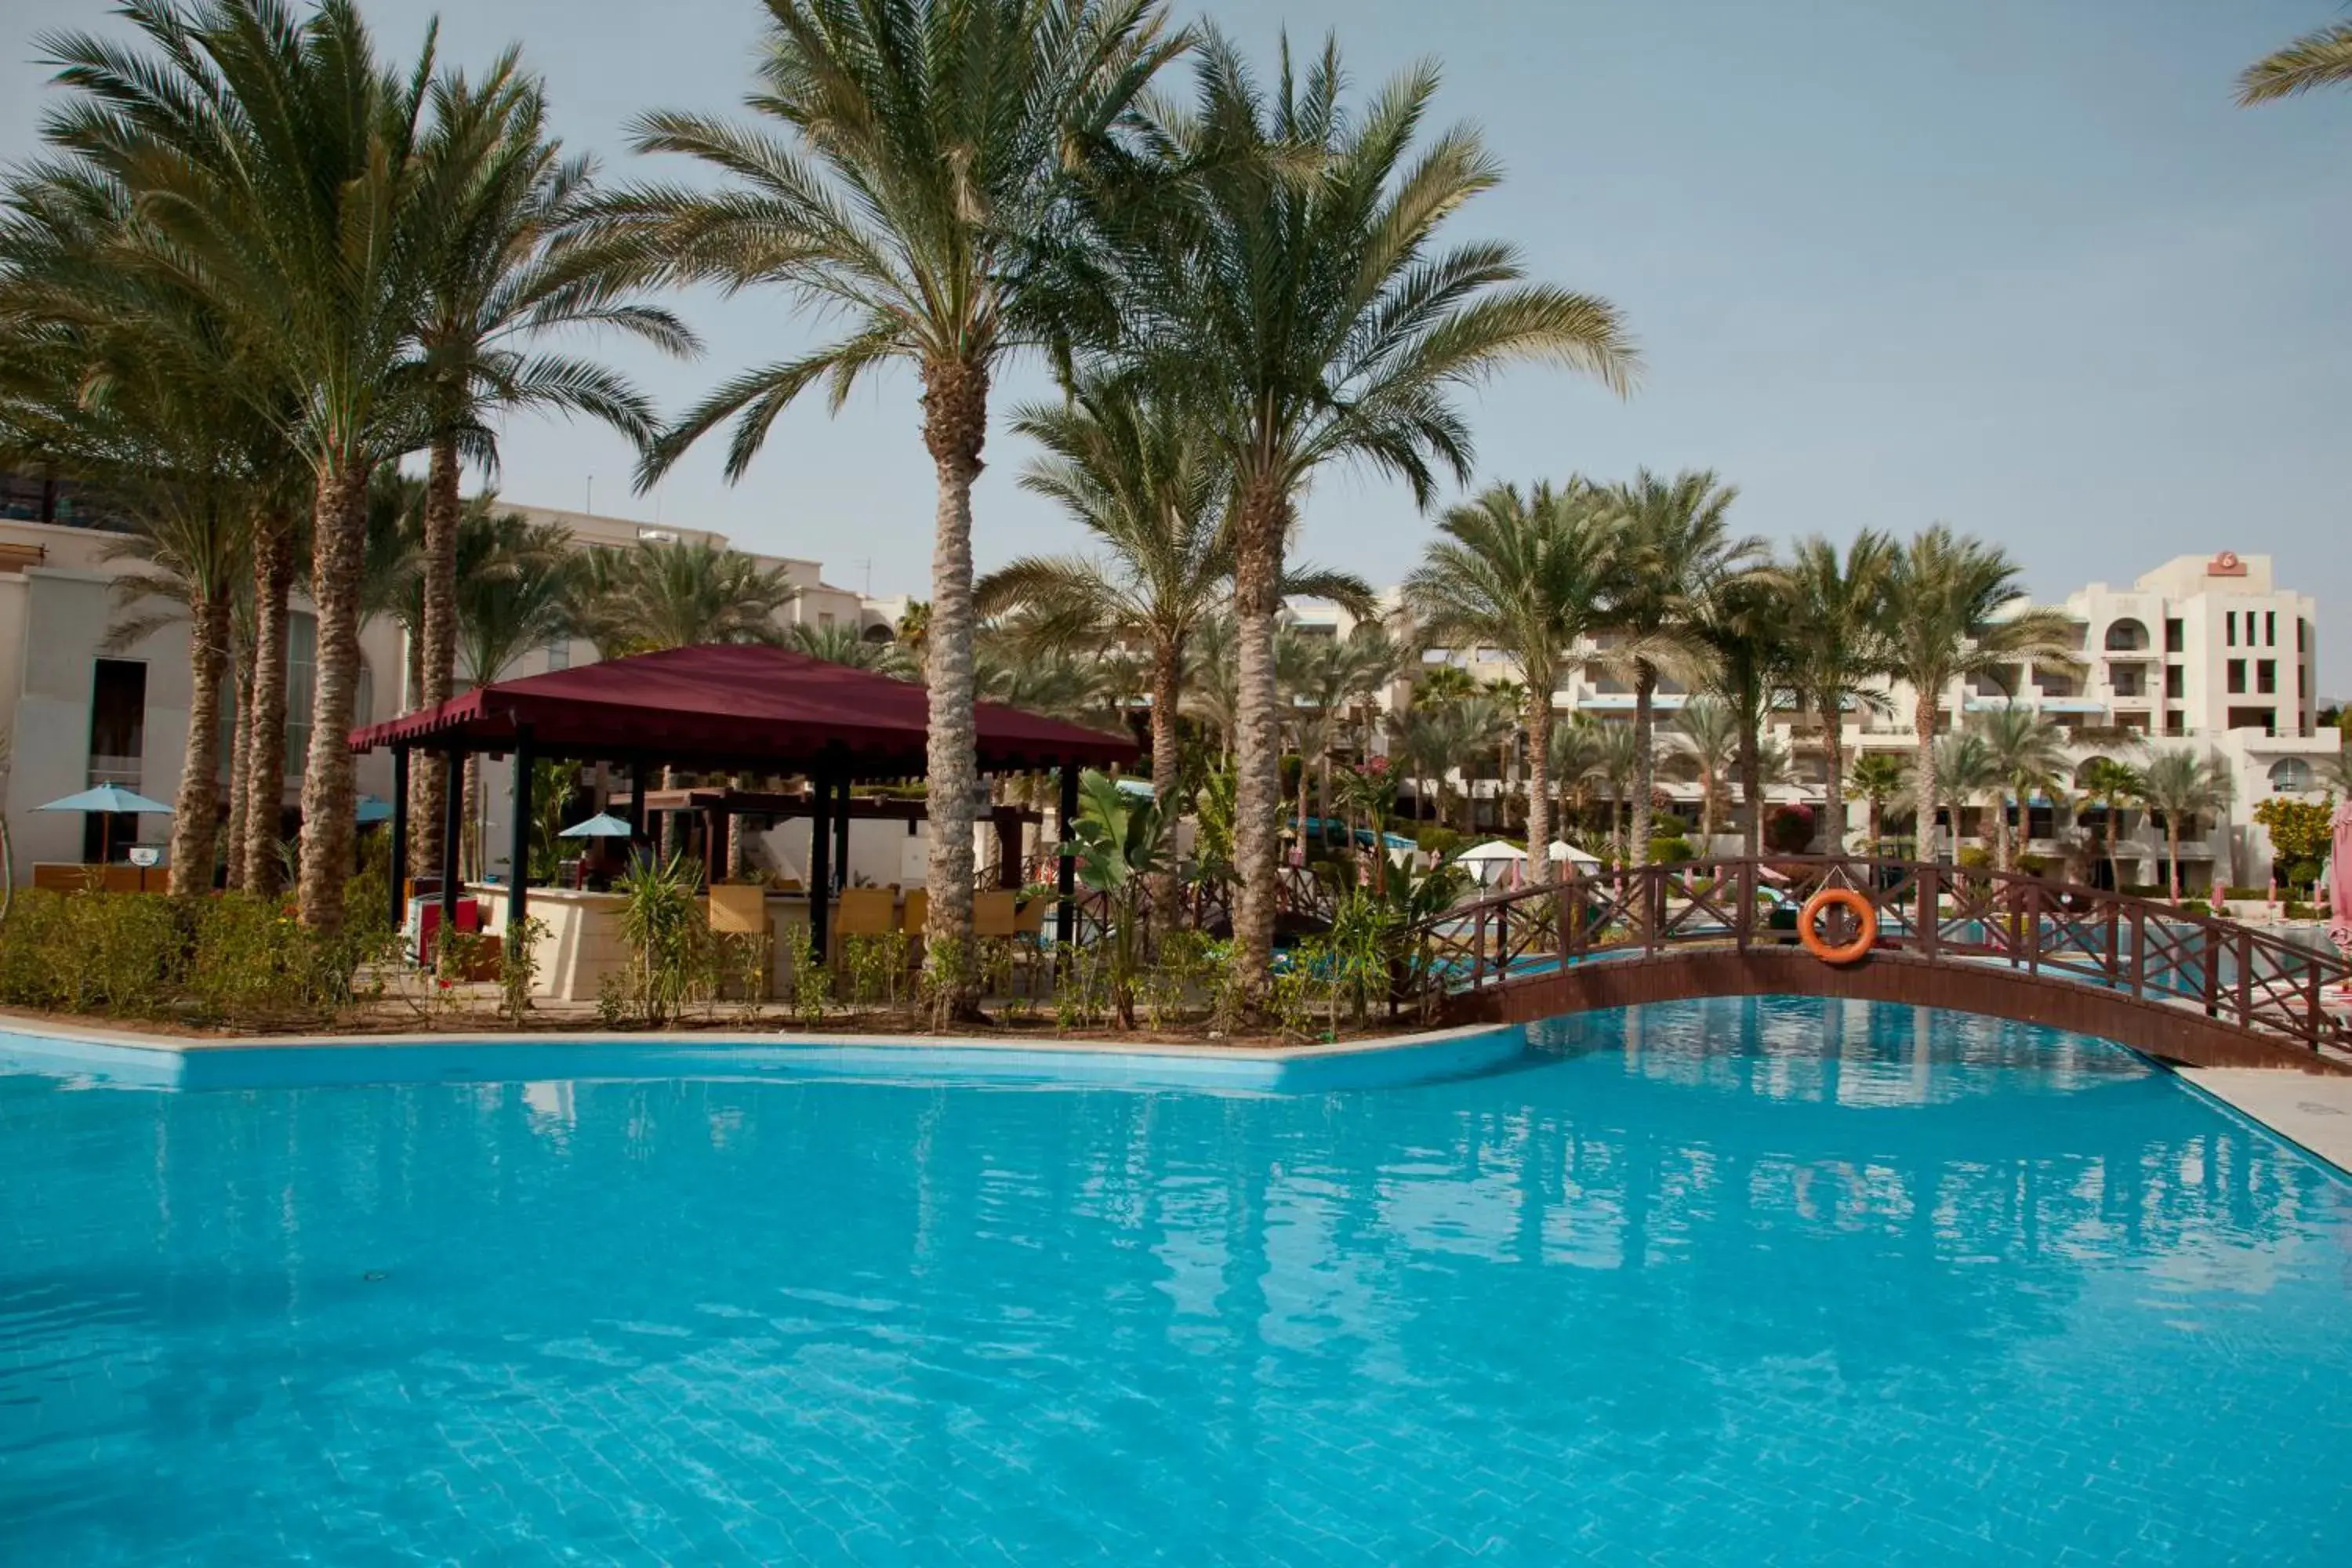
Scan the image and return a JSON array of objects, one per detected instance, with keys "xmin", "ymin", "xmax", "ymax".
[{"xmin": 348, "ymin": 644, "xmax": 1139, "ymax": 960}]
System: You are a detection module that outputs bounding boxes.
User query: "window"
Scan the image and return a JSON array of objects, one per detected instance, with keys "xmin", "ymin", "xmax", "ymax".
[
  {"xmin": 2227, "ymin": 706, "xmax": 2277, "ymax": 735},
  {"xmin": 87, "ymin": 659, "xmax": 147, "ymax": 782},
  {"xmin": 2165, "ymin": 711, "xmax": 2184, "ymax": 737},
  {"xmin": 2164, "ymin": 618, "xmax": 2184, "ymax": 653},
  {"xmin": 2101, "ymin": 618, "xmax": 2149, "ymax": 652},
  {"xmin": 545, "ymin": 637, "xmax": 570, "ymax": 672},
  {"xmin": 2256, "ymin": 659, "xmax": 2275, "ymax": 695},
  {"xmin": 2226, "ymin": 659, "xmax": 2245, "ymax": 695},
  {"xmin": 2298, "ymin": 619, "xmax": 2310, "ymax": 654},
  {"xmin": 2266, "ymin": 610, "xmax": 2276, "ymax": 647},
  {"xmin": 2165, "ymin": 664, "xmax": 2183, "ymax": 700},
  {"xmin": 2226, "ymin": 611, "xmax": 2236, "ymax": 646},
  {"xmin": 2269, "ymin": 758, "xmax": 2314, "ymax": 793}
]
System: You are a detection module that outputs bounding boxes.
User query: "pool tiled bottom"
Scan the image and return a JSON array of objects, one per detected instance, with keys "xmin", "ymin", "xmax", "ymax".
[{"xmin": 4, "ymin": 997, "xmax": 2349, "ymax": 1563}]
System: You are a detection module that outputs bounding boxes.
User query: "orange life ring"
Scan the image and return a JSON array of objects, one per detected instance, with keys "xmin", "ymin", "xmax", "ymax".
[{"xmin": 1798, "ymin": 888, "xmax": 1878, "ymax": 965}]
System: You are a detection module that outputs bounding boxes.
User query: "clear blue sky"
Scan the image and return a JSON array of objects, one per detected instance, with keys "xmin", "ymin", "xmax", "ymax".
[{"xmin": 6, "ymin": 1, "xmax": 2349, "ymax": 689}]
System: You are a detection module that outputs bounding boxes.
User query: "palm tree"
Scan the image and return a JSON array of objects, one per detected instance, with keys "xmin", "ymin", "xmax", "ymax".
[
  {"xmin": 452, "ymin": 511, "xmax": 578, "ymax": 877},
  {"xmin": 1882, "ymin": 527, "xmax": 2082, "ymax": 861},
  {"xmin": 1781, "ymin": 532, "xmax": 1895, "ymax": 854},
  {"xmin": 597, "ymin": 0, "xmax": 1185, "ymax": 1022},
  {"xmin": 572, "ymin": 537, "xmax": 797, "ymax": 655},
  {"xmin": 2077, "ymin": 755, "xmax": 2145, "ymax": 890},
  {"xmin": 0, "ymin": 194, "xmax": 259, "ymax": 896},
  {"xmin": 981, "ymin": 379, "xmax": 1370, "ymax": 814},
  {"xmin": 1599, "ymin": 470, "xmax": 1761, "ymax": 863},
  {"xmin": 1674, "ymin": 695, "xmax": 1742, "ymax": 847},
  {"xmin": 1847, "ymin": 751, "xmax": 1909, "ymax": 857},
  {"xmin": 1547, "ymin": 713, "xmax": 1608, "ymax": 848},
  {"xmin": 2239, "ymin": 20, "xmax": 2352, "ymax": 103},
  {"xmin": 1689, "ymin": 569, "xmax": 1793, "ymax": 858},
  {"xmin": 788, "ymin": 621, "xmax": 916, "ymax": 678},
  {"xmin": 1117, "ymin": 34, "xmax": 1637, "ymax": 1007},
  {"xmin": 1972, "ymin": 704, "xmax": 2070, "ymax": 873},
  {"xmin": 1592, "ymin": 722, "xmax": 1650, "ymax": 867},
  {"xmin": 1931, "ymin": 730, "xmax": 2001, "ymax": 863},
  {"xmin": 42, "ymin": 0, "xmax": 445, "ymax": 931},
  {"xmin": 1277, "ymin": 627, "xmax": 1400, "ymax": 855},
  {"xmin": 406, "ymin": 60, "xmax": 692, "ymax": 884},
  {"xmin": 1406, "ymin": 481, "xmax": 1618, "ymax": 883},
  {"xmin": 2133, "ymin": 749, "xmax": 2234, "ymax": 903}
]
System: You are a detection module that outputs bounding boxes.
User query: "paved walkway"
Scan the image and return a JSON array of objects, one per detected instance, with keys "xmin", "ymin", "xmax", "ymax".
[{"xmin": 2177, "ymin": 1067, "xmax": 2352, "ymax": 1177}]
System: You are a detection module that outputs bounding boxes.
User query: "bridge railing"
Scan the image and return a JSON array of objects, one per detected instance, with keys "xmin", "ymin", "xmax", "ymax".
[{"xmin": 1408, "ymin": 856, "xmax": 2351, "ymax": 1057}]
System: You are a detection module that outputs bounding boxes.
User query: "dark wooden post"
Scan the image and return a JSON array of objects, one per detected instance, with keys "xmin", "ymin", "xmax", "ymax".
[
  {"xmin": 1056, "ymin": 761, "xmax": 1080, "ymax": 947},
  {"xmin": 2233, "ymin": 928, "xmax": 2252, "ymax": 1029},
  {"xmin": 1557, "ymin": 867, "xmax": 1577, "ymax": 959},
  {"xmin": 1918, "ymin": 864, "xmax": 1940, "ymax": 961},
  {"xmin": 507, "ymin": 728, "xmax": 533, "ymax": 931},
  {"xmin": 832, "ymin": 771, "xmax": 851, "ymax": 892},
  {"xmin": 440, "ymin": 746, "xmax": 464, "ymax": 927},
  {"xmin": 2127, "ymin": 902, "xmax": 2147, "ymax": 1000},
  {"xmin": 809, "ymin": 759, "xmax": 834, "ymax": 962},
  {"xmin": 2201, "ymin": 922, "xmax": 2222, "ymax": 1018},
  {"xmin": 1735, "ymin": 858, "xmax": 1754, "ymax": 952},
  {"xmin": 2024, "ymin": 880, "xmax": 2041, "ymax": 978},
  {"xmin": 389, "ymin": 745, "xmax": 410, "ymax": 931},
  {"xmin": 621, "ymin": 758, "xmax": 647, "ymax": 845}
]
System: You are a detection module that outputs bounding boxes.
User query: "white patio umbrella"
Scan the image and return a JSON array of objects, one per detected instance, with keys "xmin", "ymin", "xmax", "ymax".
[
  {"xmin": 1456, "ymin": 839, "xmax": 1528, "ymax": 887},
  {"xmin": 1547, "ymin": 840, "xmax": 1602, "ymax": 866}
]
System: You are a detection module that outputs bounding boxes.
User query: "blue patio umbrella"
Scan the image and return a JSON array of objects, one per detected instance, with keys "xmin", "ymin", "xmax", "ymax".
[
  {"xmin": 36, "ymin": 783, "xmax": 172, "ymax": 866},
  {"xmin": 559, "ymin": 812, "xmax": 636, "ymax": 838},
  {"xmin": 355, "ymin": 794, "xmax": 394, "ymax": 825}
]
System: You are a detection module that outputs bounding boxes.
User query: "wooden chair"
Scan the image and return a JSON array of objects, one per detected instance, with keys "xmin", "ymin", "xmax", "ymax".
[
  {"xmin": 706, "ymin": 884, "xmax": 774, "ymax": 1000},
  {"xmin": 973, "ymin": 889, "xmax": 1018, "ymax": 938},
  {"xmin": 831, "ymin": 887, "xmax": 896, "ymax": 949},
  {"xmin": 897, "ymin": 888, "xmax": 928, "ymax": 969}
]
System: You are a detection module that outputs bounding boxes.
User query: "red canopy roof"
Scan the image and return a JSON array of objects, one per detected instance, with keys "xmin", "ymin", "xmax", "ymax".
[{"xmin": 348, "ymin": 643, "xmax": 1138, "ymax": 776}]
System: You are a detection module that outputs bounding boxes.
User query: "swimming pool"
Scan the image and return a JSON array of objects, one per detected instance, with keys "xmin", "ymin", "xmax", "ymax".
[{"xmin": 4, "ymin": 998, "xmax": 2347, "ymax": 1563}]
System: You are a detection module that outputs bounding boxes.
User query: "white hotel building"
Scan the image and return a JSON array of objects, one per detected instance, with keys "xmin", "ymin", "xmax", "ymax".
[{"xmin": 1293, "ymin": 550, "xmax": 2337, "ymax": 893}]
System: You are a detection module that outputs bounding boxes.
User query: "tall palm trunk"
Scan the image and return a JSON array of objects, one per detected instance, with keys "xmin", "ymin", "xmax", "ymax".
[
  {"xmin": 296, "ymin": 459, "xmax": 371, "ymax": 931},
  {"xmin": 1912, "ymin": 686, "xmax": 1940, "ymax": 862},
  {"xmin": 1149, "ymin": 635, "xmax": 1183, "ymax": 927},
  {"xmin": 408, "ymin": 434, "xmax": 462, "ymax": 880},
  {"xmin": 1630, "ymin": 663, "xmax": 1659, "ymax": 861},
  {"xmin": 168, "ymin": 586, "xmax": 233, "ymax": 897},
  {"xmin": 242, "ymin": 517, "xmax": 296, "ymax": 896},
  {"xmin": 1992, "ymin": 787, "xmax": 2013, "ymax": 872},
  {"xmin": 1867, "ymin": 796, "xmax": 1884, "ymax": 855},
  {"xmin": 1227, "ymin": 478, "xmax": 1287, "ymax": 1012},
  {"xmin": 1740, "ymin": 714, "xmax": 1764, "ymax": 859},
  {"xmin": 1524, "ymin": 696, "xmax": 1553, "ymax": 885},
  {"xmin": 2167, "ymin": 821, "xmax": 2182, "ymax": 903},
  {"xmin": 1819, "ymin": 695, "xmax": 1846, "ymax": 855},
  {"xmin": 920, "ymin": 359, "xmax": 985, "ymax": 1025},
  {"xmin": 223, "ymin": 633, "xmax": 254, "ymax": 892}
]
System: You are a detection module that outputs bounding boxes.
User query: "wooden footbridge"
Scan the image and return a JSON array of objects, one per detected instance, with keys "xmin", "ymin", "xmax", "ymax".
[{"xmin": 1407, "ymin": 858, "xmax": 2352, "ymax": 1073}]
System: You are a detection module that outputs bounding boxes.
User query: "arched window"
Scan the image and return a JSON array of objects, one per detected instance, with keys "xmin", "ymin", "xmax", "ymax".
[
  {"xmin": 2268, "ymin": 758, "xmax": 2315, "ymax": 793},
  {"xmin": 2103, "ymin": 619, "xmax": 2150, "ymax": 652}
]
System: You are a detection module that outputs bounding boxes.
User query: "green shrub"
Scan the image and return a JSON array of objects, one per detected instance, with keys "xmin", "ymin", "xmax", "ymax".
[
  {"xmin": 1646, "ymin": 836, "xmax": 1695, "ymax": 865},
  {"xmin": 1957, "ymin": 846, "xmax": 1993, "ymax": 870},
  {"xmin": 0, "ymin": 887, "xmax": 394, "ymax": 1027},
  {"xmin": 1652, "ymin": 812, "xmax": 1690, "ymax": 837},
  {"xmin": 2223, "ymin": 885, "xmax": 2270, "ymax": 902},
  {"xmin": 2181, "ymin": 898, "xmax": 2212, "ymax": 917},
  {"xmin": 2118, "ymin": 881, "xmax": 2164, "ymax": 898},
  {"xmin": 2285, "ymin": 900, "xmax": 2319, "ymax": 921}
]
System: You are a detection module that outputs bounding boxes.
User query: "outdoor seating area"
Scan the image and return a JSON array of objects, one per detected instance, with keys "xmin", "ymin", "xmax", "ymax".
[{"xmin": 349, "ymin": 642, "xmax": 1138, "ymax": 1003}]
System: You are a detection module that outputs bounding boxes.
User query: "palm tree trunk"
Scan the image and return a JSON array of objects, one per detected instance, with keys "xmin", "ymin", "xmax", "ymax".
[
  {"xmin": 1740, "ymin": 713, "xmax": 1763, "ymax": 859},
  {"xmin": 1228, "ymin": 477, "xmax": 1287, "ymax": 1013},
  {"xmin": 1913, "ymin": 690, "xmax": 1939, "ymax": 862},
  {"xmin": 1149, "ymin": 637, "xmax": 1183, "ymax": 928},
  {"xmin": 243, "ymin": 515, "xmax": 296, "ymax": 897},
  {"xmin": 1630, "ymin": 663, "xmax": 1658, "ymax": 862},
  {"xmin": 462, "ymin": 753, "xmax": 481, "ymax": 882},
  {"xmin": 2168, "ymin": 823, "xmax": 2182, "ymax": 902},
  {"xmin": 223, "ymin": 632, "xmax": 254, "ymax": 893},
  {"xmin": 1994, "ymin": 788, "xmax": 2013, "ymax": 872},
  {"xmin": 1524, "ymin": 695, "xmax": 1553, "ymax": 885},
  {"xmin": 408, "ymin": 434, "xmax": 462, "ymax": 882},
  {"xmin": 1820, "ymin": 696, "xmax": 1846, "ymax": 856},
  {"xmin": 920, "ymin": 359, "xmax": 986, "ymax": 1025},
  {"xmin": 296, "ymin": 458, "xmax": 370, "ymax": 931},
  {"xmin": 1867, "ymin": 797, "xmax": 1884, "ymax": 856},
  {"xmin": 168, "ymin": 586, "xmax": 233, "ymax": 898}
]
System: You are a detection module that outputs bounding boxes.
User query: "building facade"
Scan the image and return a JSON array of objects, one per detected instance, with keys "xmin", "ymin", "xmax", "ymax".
[
  {"xmin": 0, "ymin": 495, "xmax": 868, "ymax": 884},
  {"xmin": 1307, "ymin": 550, "xmax": 2336, "ymax": 893}
]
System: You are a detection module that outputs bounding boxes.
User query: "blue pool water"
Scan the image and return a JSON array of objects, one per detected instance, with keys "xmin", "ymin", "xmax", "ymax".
[{"xmin": 4, "ymin": 999, "xmax": 2350, "ymax": 1564}]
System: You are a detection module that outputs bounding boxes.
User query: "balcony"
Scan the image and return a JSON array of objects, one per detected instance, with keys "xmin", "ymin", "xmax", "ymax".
[{"xmin": 87, "ymin": 754, "xmax": 142, "ymax": 789}]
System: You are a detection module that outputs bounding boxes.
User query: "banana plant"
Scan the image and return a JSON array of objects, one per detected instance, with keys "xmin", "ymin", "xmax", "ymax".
[{"xmin": 1061, "ymin": 769, "xmax": 1174, "ymax": 1029}]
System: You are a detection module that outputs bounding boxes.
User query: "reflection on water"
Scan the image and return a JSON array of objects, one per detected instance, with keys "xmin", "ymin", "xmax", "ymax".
[{"xmin": 2, "ymin": 996, "xmax": 2348, "ymax": 1564}]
